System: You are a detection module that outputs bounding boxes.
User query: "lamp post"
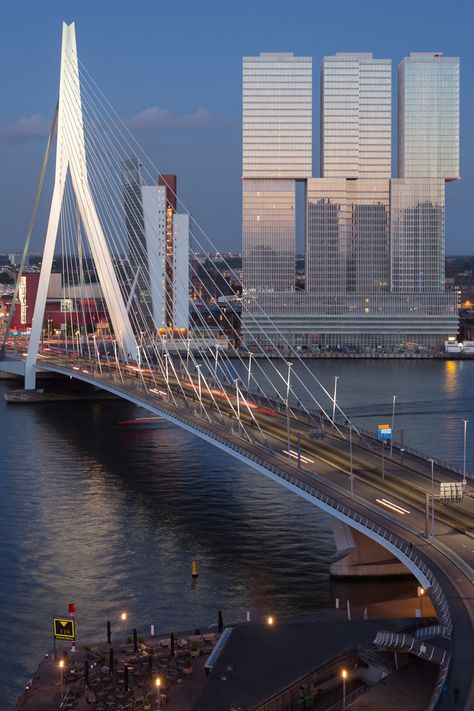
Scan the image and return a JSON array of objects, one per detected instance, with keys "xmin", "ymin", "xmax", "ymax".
[
  {"xmin": 463, "ymin": 419, "xmax": 468, "ymax": 486},
  {"xmin": 112, "ymin": 340, "xmax": 123, "ymax": 383},
  {"xmin": 332, "ymin": 376, "xmax": 339, "ymax": 426},
  {"xmin": 186, "ymin": 338, "xmax": 191, "ymax": 370},
  {"xmin": 247, "ymin": 352, "xmax": 253, "ymax": 393},
  {"xmin": 214, "ymin": 344, "xmax": 219, "ymax": 380},
  {"xmin": 164, "ymin": 353, "xmax": 170, "ymax": 390},
  {"xmin": 390, "ymin": 395, "xmax": 397, "ymax": 458},
  {"xmin": 349, "ymin": 423, "xmax": 353, "ymax": 498},
  {"xmin": 59, "ymin": 659, "xmax": 64, "ymax": 701},
  {"xmin": 155, "ymin": 676, "xmax": 162, "ymax": 710},
  {"xmin": 195, "ymin": 364, "xmax": 202, "ymax": 414},
  {"xmin": 92, "ymin": 334, "xmax": 102, "ymax": 374},
  {"xmin": 429, "ymin": 458, "xmax": 435, "ymax": 542},
  {"xmin": 120, "ymin": 612, "xmax": 127, "ymax": 640},
  {"xmin": 417, "ymin": 586, "xmax": 425, "ymax": 616},
  {"xmin": 382, "ymin": 440, "xmax": 386, "ymax": 480},
  {"xmin": 234, "ymin": 378, "xmax": 241, "ymax": 435},
  {"xmin": 341, "ymin": 669, "xmax": 347, "ymax": 710},
  {"xmin": 286, "ymin": 362, "xmax": 293, "ymax": 461}
]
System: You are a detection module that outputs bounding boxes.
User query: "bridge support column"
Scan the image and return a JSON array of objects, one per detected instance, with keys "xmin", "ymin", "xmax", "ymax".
[{"xmin": 330, "ymin": 520, "xmax": 410, "ymax": 578}]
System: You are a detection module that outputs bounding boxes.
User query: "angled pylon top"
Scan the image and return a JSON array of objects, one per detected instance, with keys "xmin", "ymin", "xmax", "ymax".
[
  {"xmin": 25, "ymin": 22, "xmax": 137, "ymax": 388},
  {"xmin": 56, "ymin": 22, "xmax": 87, "ymax": 187}
]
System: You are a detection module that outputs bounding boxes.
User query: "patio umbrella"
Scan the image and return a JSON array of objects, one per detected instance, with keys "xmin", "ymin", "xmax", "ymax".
[
  {"xmin": 133, "ymin": 628, "xmax": 138, "ymax": 653},
  {"xmin": 170, "ymin": 632, "xmax": 175, "ymax": 659},
  {"xmin": 83, "ymin": 658, "xmax": 89, "ymax": 688},
  {"xmin": 107, "ymin": 620, "xmax": 111, "ymax": 646},
  {"xmin": 123, "ymin": 664, "xmax": 129, "ymax": 693},
  {"xmin": 218, "ymin": 610, "xmax": 224, "ymax": 634},
  {"xmin": 109, "ymin": 647, "xmax": 114, "ymax": 676}
]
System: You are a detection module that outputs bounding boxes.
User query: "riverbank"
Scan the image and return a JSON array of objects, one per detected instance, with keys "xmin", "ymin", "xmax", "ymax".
[{"xmin": 13, "ymin": 595, "xmax": 438, "ymax": 711}]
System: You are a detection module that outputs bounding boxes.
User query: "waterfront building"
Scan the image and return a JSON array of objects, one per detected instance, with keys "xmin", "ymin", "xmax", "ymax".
[
  {"xmin": 242, "ymin": 52, "xmax": 312, "ymax": 293},
  {"xmin": 305, "ymin": 178, "xmax": 390, "ymax": 295},
  {"xmin": 122, "ymin": 161, "xmax": 189, "ymax": 333},
  {"xmin": 321, "ymin": 53, "xmax": 391, "ymax": 179},
  {"xmin": 398, "ymin": 53, "xmax": 460, "ymax": 180},
  {"xmin": 242, "ymin": 49, "xmax": 459, "ymax": 351}
]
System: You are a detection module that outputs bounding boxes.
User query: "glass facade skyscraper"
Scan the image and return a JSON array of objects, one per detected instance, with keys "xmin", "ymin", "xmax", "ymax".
[
  {"xmin": 321, "ymin": 53, "xmax": 391, "ymax": 179},
  {"xmin": 242, "ymin": 49, "xmax": 459, "ymax": 350},
  {"xmin": 243, "ymin": 179, "xmax": 296, "ymax": 292},
  {"xmin": 242, "ymin": 52, "xmax": 312, "ymax": 179},
  {"xmin": 306, "ymin": 178, "xmax": 390, "ymax": 294},
  {"xmin": 390, "ymin": 178, "xmax": 445, "ymax": 293},
  {"xmin": 398, "ymin": 53, "xmax": 460, "ymax": 180},
  {"xmin": 242, "ymin": 53, "xmax": 311, "ymax": 293}
]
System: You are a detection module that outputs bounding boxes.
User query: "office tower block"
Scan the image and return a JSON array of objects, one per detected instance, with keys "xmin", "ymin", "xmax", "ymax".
[
  {"xmin": 122, "ymin": 163, "xmax": 188, "ymax": 332},
  {"xmin": 172, "ymin": 213, "xmax": 190, "ymax": 330},
  {"xmin": 390, "ymin": 178, "xmax": 445, "ymax": 292},
  {"xmin": 321, "ymin": 53, "xmax": 391, "ymax": 179},
  {"xmin": 242, "ymin": 49, "xmax": 458, "ymax": 351},
  {"xmin": 398, "ymin": 53, "xmax": 460, "ymax": 180},
  {"xmin": 159, "ymin": 174, "xmax": 178, "ymax": 328},
  {"xmin": 243, "ymin": 179, "xmax": 296, "ymax": 292},
  {"xmin": 243, "ymin": 52, "xmax": 312, "ymax": 179},
  {"xmin": 306, "ymin": 178, "xmax": 390, "ymax": 294},
  {"xmin": 242, "ymin": 52, "xmax": 312, "ymax": 293}
]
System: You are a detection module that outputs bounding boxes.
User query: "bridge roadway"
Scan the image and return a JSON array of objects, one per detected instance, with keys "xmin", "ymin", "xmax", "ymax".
[{"xmin": 7, "ymin": 353, "xmax": 474, "ymax": 709}]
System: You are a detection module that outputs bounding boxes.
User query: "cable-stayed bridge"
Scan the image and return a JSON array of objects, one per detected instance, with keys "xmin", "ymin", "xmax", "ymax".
[{"xmin": 1, "ymin": 23, "xmax": 474, "ymax": 709}]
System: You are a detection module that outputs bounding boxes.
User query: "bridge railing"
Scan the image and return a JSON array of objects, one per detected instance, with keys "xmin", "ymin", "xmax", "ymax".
[{"xmin": 352, "ymin": 424, "xmax": 466, "ymax": 478}]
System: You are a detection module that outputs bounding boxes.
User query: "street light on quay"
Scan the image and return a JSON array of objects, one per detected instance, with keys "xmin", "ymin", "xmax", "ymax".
[
  {"xmin": 59, "ymin": 659, "xmax": 64, "ymax": 701},
  {"xmin": 155, "ymin": 676, "xmax": 162, "ymax": 710},
  {"xmin": 341, "ymin": 668, "xmax": 347, "ymax": 709},
  {"xmin": 463, "ymin": 419, "xmax": 468, "ymax": 486}
]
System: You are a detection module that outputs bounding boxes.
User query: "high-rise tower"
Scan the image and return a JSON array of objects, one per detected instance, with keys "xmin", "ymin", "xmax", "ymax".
[
  {"xmin": 391, "ymin": 53, "xmax": 460, "ymax": 293},
  {"xmin": 398, "ymin": 53, "xmax": 460, "ymax": 180},
  {"xmin": 242, "ymin": 52, "xmax": 312, "ymax": 293},
  {"xmin": 321, "ymin": 53, "xmax": 392, "ymax": 179}
]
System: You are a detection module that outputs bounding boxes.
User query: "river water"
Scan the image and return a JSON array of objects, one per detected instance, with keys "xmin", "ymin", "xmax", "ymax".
[{"xmin": 1, "ymin": 358, "xmax": 473, "ymax": 708}]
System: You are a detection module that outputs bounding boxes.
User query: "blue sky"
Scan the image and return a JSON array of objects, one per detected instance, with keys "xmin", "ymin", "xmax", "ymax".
[{"xmin": 0, "ymin": 0, "xmax": 472, "ymax": 253}]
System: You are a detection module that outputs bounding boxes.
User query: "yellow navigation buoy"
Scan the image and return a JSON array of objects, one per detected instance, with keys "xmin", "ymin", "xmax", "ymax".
[{"xmin": 192, "ymin": 560, "xmax": 199, "ymax": 578}]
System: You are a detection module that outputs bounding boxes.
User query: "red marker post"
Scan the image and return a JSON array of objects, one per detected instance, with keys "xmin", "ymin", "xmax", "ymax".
[{"xmin": 69, "ymin": 602, "xmax": 76, "ymax": 652}]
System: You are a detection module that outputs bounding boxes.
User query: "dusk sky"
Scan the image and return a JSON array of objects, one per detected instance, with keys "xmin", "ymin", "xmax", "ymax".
[{"xmin": 0, "ymin": 0, "xmax": 472, "ymax": 254}]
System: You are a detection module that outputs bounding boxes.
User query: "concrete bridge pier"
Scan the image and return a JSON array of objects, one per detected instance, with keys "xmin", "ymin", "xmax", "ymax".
[{"xmin": 330, "ymin": 520, "xmax": 410, "ymax": 578}]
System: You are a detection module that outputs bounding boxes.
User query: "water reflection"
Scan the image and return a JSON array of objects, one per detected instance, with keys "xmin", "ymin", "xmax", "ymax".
[{"xmin": 444, "ymin": 359, "xmax": 459, "ymax": 395}]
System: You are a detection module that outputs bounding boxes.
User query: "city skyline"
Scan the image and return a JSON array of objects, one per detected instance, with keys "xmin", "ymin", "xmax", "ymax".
[{"xmin": 0, "ymin": 0, "xmax": 472, "ymax": 254}]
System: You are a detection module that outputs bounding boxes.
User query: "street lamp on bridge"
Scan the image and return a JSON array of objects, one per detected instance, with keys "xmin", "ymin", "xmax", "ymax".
[
  {"xmin": 390, "ymin": 395, "xmax": 397, "ymax": 458},
  {"xmin": 332, "ymin": 375, "xmax": 339, "ymax": 427},
  {"xmin": 463, "ymin": 419, "xmax": 468, "ymax": 486},
  {"xmin": 286, "ymin": 362, "xmax": 293, "ymax": 462}
]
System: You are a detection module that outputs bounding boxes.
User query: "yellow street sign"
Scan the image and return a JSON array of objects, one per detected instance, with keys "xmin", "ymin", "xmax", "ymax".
[
  {"xmin": 378, "ymin": 424, "xmax": 390, "ymax": 429},
  {"xmin": 53, "ymin": 617, "xmax": 75, "ymax": 640}
]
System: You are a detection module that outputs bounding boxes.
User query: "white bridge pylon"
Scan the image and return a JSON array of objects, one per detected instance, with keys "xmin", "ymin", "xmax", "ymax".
[{"xmin": 25, "ymin": 22, "xmax": 137, "ymax": 389}]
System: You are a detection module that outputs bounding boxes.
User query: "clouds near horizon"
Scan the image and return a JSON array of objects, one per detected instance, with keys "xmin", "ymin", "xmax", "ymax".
[{"xmin": 0, "ymin": 106, "xmax": 237, "ymax": 146}]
